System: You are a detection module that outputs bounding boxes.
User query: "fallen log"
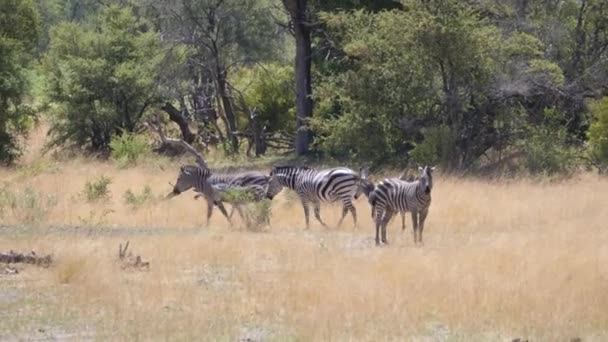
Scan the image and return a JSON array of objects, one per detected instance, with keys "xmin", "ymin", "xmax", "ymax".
[{"xmin": 0, "ymin": 250, "xmax": 52, "ymax": 268}]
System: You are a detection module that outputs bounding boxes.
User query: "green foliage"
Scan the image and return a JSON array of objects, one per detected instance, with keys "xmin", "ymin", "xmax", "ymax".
[
  {"xmin": 0, "ymin": 0, "xmax": 40, "ymax": 164},
  {"xmin": 0, "ymin": 183, "xmax": 57, "ymax": 224},
  {"xmin": 220, "ymin": 188, "xmax": 255, "ymax": 203},
  {"xmin": 43, "ymin": 5, "xmax": 163, "ymax": 151},
  {"xmin": 123, "ymin": 186, "xmax": 154, "ymax": 208},
  {"xmin": 83, "ymin": 176, "xmax": 112, "ymax": 202},
  {"xmin": 315, "ymin": 3, "xmax": 500, "ymax": 163},
  {"xmin": 110, "ymin": 132, "xmax": 149, "ymax": 167},
  {"xmin": 587, "ymin": 97, "xmax": 608, "ymax": 172},
  {"xmin": 243, "ymin": 200, "xmax": 272, "ymax": 232},
  {"xmin": 409, "ymin": 125, "xmax": 457, "ymax": 168},
  {"xmin": 233, "ymin": 64, "xmax": 296, "ymax": 134},
  {"xmin": 520, "ymin": 108, "xmax": 576, "ymax": 175}
]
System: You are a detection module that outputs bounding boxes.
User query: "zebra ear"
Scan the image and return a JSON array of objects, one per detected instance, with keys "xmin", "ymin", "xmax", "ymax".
[
  {"xmin": 418, "ymin": 166, "xmax": 423, "ymax": 172},
  {"xmin": 430, "ymin": 166, "xmax": 436, "ymax": 171}
]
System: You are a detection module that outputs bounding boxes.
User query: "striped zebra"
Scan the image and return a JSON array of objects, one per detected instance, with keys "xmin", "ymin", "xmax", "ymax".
[
  {"xmin": 266, "ymin": 166, "xmax": 362, "ymax": 229},
  {"xmin": 368, "ymin": 166, "xmax": 435, "ymax": 246},
  {"xmin": 167, "ymin": 165, "xmax": 232, "ymax": 226},
  {"xmin": 194, "ymin": 183, "xmax": 269, "ymax": 225},
  {"xmin": 355, "ymin": 168, "xmax": 418, "ymax": 232},
  {"xmin": 202, "ymin": 171, "xmax": 278, "ymax": 218}
]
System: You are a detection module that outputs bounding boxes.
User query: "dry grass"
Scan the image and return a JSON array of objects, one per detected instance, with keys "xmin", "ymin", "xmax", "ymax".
[{"xmin": 0, "ymin": 129, "xmax": 607, "ymax": 341}]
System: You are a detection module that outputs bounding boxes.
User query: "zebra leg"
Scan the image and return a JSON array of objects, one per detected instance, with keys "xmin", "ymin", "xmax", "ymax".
[
  {"xmin": 411, "ymin": 211, "xmax": 419, "ymax": 245},
  {"xmin": 418, "ymin": 208, "xmax": 429, "ymax": 246},
  {"xmin": 381, "ymin": 210, "xmax": 394, "ymax": 245},
  {"xmin": 401, "ymin": 212, "xmax": 406, "ymax": 232},
  {"xmin": 206, "ymin": 201, "xmax": 214, "ymax": 227},
  {"xmin": 301, "ymin": 199, "xmax": 311, "ymax": 229},
  {"xmin": 313, "ymin": 202, "xmax": 328, "ymax": 228},
  {"xmin": 374, "ymin": 208, "xmax": 383, "ymax": 246},
  {"xmin": 234, "ymin": 204, "xmax": 249, "ymax": 226},
  {"xmin": 336, "ymin": 206, "xmax": 348, "ymax": 228},
  {"xmin": 215, "ymin": 200, "xmax": 232, "ymax": 224},
  {"xmin": 228, "ymin": 204, "xmax": 236, "ymax": 219}
]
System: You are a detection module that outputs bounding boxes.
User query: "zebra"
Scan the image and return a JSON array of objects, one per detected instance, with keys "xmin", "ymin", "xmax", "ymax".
[
  {"xmin": 266, "ymin": 165, "xmax": 363, "ymax": 229},
  {"xmin": 194, "ymin": 183, "xmax": 270, "ymax": 225},
  {"xmin": 355, "ymin": 168, "xmax": 418, "ymax": 232},
  {"xmin": 201, "ymin": 171, "xmax": 274, "ymax": 217},
  {"xmin": 368, "ymin": 166, "xmax": 435, "ymax": 246},
  {"xmin": 167, "ymin": 165, "xmax": 232, "ymax": 226}
]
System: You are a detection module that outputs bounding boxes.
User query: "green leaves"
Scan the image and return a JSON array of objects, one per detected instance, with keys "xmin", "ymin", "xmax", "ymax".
[
  {"xmin": 0, "ymin": 0, "xmax": 40, "ymax": 164},
  {"xmin": 43, "ymin": 5, "xmax": 163, "ymax": 151}
]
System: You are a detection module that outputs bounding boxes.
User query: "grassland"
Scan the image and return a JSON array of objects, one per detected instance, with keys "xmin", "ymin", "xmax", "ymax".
[{"xmin": 0, "ymin": 126, "xmax": 607, "ymax": 341}]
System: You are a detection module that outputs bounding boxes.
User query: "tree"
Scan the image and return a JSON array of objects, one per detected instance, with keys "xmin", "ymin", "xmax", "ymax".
[
  {"xmin": 43, "ymin": 5, "xmax": 163, "ymax": 151},
  {"xmin": 282, "ymin": 0, "xmax": 313, "ymax": 156},
  {"xmin": 0, "ymin": 0, "xmax": 40, "ymax": 164},
  {"xmin": 143, "ymin": 0, "xmax": 280, "ymax": 154}
]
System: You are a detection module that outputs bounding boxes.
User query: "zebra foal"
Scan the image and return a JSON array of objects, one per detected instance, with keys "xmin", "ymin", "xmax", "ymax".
[
  {"xmin": 194, "ymin": 183, "xmax": 270, "ymax": 225},
  {"xmin": 266, "ymin": 166, "xmax": 363, "ymax": 229},
  {"xmin": 368, "ymin": 166, "xmax": 435, "ymax": 246}
]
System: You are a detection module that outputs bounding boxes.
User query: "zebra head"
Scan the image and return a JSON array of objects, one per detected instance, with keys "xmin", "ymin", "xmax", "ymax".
[
  {"xmin": 354, "ymin": 166, "xmax": 374, "ymax": 199},
  {"xmin": 167, "ymin": 165, "xmax": 210, "ymax": 199},
  {"xmin": 417, "ymin": 165, "xmax": 436, "ymax": 194},
  {"xmin": 265, "ymin": 175, "xmax": 283, "ymax": 200}
]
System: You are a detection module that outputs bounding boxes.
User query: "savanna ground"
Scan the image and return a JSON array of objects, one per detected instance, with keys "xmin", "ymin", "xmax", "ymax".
[{"xmin": 1, "ymin": 125, "xmax": 607, "ymax": 341}]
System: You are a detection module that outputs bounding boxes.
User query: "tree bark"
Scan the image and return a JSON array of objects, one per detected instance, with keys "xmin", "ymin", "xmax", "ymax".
[
  {"xmin": 216, "ymin": 68, "xmax": 239, "ymax": 153},
  {"xmin": 161, "ymin": 102, "xmax": 195, "ymax": 144},
  {"xmin": 284, "ymin": 0, "xmax": 313, "ymax": 156}
]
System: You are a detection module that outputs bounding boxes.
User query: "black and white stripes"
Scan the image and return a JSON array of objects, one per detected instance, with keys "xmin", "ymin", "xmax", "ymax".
[
  {"xmin": 368, "ymin": 166, "xmax": 435, "ymax": 245},
  {"xmin": 168, "ymin": 165, "xmax": 231, "ymax": 226},
  {"xmin": 267, "ymin": 166, "xmax": 362, "ymax": 229}
]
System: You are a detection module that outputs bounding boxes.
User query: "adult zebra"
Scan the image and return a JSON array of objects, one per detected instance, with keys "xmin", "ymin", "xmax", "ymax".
[
  {"xmin": 167, "ymin": 165, "xmax": 232, "ymax": 226},
  {"xmin": 355, "ymin": 168, "xmax": 417, "ymax": 232},
  {"xmin": 367, "ymin": 166, "xmax": 435, "ymax": 246},
  {"xmin": 266, "ymin": 166, "xmax": 363, "ymax": 229}
]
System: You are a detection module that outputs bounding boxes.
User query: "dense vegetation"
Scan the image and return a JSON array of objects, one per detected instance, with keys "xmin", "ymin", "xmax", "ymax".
[{"xmin": 2, "ymin": 0, "xmax": 608, "ymax": 174}]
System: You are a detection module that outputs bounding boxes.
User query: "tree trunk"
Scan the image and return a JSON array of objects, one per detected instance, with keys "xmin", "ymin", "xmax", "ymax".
[
  {"xmin": 284, "ymin": 0, "xmax": 313, "ymax": 156},
  {"xmin": 216, "ymin": 68, "xmax": 239, "ymax": 153},
  {"xmin": 161, "ymin": 102, "xmax": 195, "ymax": 143}
]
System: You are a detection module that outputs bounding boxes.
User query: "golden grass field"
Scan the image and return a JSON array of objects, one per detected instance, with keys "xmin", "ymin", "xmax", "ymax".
[{"xmin": 1, "ymin": 126, "xmax": 607, "ymax": 341}]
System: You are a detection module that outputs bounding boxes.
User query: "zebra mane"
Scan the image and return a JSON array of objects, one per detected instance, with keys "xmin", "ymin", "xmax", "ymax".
[
  {"xmin": 180, "ymin": 164, "xmax": 203, "ymax": 173},
  {"xmin": 272, "ymin": 165, "xmax": 313, "ymax": 172}
]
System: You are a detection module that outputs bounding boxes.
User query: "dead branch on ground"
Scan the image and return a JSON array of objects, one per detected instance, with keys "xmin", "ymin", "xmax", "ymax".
[
  {"xmin": 145, "ymin": 114, "xmax": 208, "ymax": 169},
  {"xmin": 0, "ymin": 250, "xmax": 52, "ymax": 268},
  {"xmin": 118, "ymin": 241, "xmax": 150, "ymax": 271}
]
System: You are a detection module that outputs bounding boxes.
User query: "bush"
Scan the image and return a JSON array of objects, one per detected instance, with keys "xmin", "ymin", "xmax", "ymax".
[
  {"xmin": 110, "ymin": 132, "xmax": 149, "ymax": 167},
  {"xmin": 123, "ymin": 186, "xmax": 154, "ymax": 208},
  {"xmin": 587, "ymin": 97, "xmax": 608, "ymax": 173},
  {"xmin": 519, "ymin": 108, "xmax": 576, "ymax": 175},
  {"xmin": 0, "ymin": 184, "xmax": 58, "ymax": 224},
  {"xmin": 217, "ymin": 188, "xmax": 271, "ymax": 231},
  {"xmin": 83, "ymin": 176, "xmax": 112, "ymax": 202},
  {"xmin": 409, "ymin": 125, "xmax": 457, "ymax": 168}
]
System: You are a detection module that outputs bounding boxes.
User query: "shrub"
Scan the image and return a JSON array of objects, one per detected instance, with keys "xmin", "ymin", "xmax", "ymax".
[
  {"xmin": 83, "ymin": 176, "xmax": 112, "ymax": 202},
  {"xmin": 587, "ymin": 97, "xmax": 608, "ymax": 173},
  {"xmin": 519, "ymin": 108, "xmax": 576, "ymax": 175},
  {"xmin": 110, "ymin": 132, "xmax": 149, "ymax": 167},
  {"xmin": 0, "ymin": 184, "xmax": 58, "ymax": 224},
  {"xmin": 409, "ymin": 125, "xmax": 457, "ymax": 168},
  {"xmin": 123, "ymin": 186, "xmax": 154, "ymax": 208}
]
